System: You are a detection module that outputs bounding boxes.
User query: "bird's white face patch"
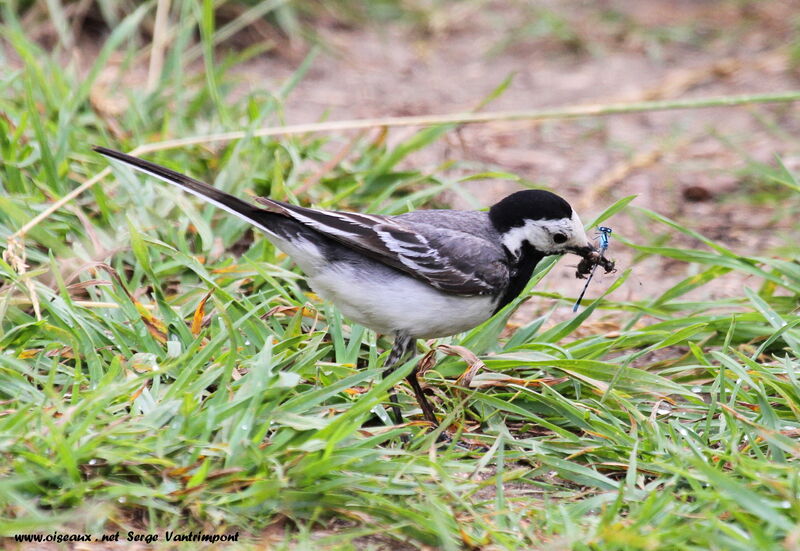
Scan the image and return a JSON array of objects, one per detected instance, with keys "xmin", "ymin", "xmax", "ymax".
[{"xmin": 501, "ymin": 210, "xmax": 591, "ymax": 257}]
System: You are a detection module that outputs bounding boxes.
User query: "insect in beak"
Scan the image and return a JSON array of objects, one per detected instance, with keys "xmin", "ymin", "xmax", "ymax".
[{"xmin": 573, "ymin": 226, "xmax": 615, "ymax": 312}]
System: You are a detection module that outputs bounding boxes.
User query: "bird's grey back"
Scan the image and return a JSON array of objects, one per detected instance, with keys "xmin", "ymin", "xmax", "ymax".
[
  {"xmin": 391, "ymin": 209, "xmax": 510, "ymax": 291},
  {"xmin": 394, "ymin": 209, "xmax": 501, "ymax": 242}
]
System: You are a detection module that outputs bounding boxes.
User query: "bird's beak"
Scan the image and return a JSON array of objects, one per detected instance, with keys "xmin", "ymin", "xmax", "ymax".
[{"xmin": 569, "ymin": 243, "xmax": 596, "ymax": 257}]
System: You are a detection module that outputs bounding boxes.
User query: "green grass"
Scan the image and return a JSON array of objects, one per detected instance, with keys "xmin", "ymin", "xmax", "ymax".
[{"xmin": 2, "ymin": 2, "xmax": 800, "ymax": 549}]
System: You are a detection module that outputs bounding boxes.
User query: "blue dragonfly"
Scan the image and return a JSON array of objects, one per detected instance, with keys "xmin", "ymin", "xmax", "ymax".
[{"xmin": 573, "ymin": 226, "xmax": 613, "ymax": 312}]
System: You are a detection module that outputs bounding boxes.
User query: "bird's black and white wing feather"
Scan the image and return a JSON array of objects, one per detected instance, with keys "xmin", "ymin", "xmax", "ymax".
[
  {"xmin": 93, "ymin": 146, "xmax": 509, "ymax": 296},
  {"xmin": 255, "ymin": 197, "xmax": 509, "ymax": 295}
]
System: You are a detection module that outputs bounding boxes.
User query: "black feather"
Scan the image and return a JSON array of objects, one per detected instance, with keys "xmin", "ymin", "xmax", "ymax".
[{"xmin": 488, "ymin": 189, "xmax": 573, "ymax": 233}]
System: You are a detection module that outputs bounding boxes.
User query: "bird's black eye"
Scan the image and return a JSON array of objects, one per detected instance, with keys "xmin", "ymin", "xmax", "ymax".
[{"xmin": 553, "ymin": 233, "xmax": 568, "ymax": 244}]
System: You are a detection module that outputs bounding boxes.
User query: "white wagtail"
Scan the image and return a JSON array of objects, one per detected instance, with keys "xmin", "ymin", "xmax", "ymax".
[{"xmin": 93, "ymin": 146, "xmax": 612, "ymax": 426}]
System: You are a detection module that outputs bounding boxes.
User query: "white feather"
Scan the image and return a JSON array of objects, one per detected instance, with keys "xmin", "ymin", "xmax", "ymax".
[{"xmin": 308, "ymin": 263, "xmax": 497, "ymax": 338}]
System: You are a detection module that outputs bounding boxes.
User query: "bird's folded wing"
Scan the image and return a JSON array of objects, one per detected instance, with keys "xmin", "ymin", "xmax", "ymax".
[{"xmin": 256, "ymin": 197, "xmax": 509, "ymax": 295}]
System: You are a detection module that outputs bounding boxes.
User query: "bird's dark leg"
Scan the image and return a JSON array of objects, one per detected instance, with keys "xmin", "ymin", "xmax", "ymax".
[
  {"xmin": 406, "ymin": 368, "xmax": 438, "ymax": 426},
  {"xmin": 383, "ymin": 335, "xmax": 415, "ymax": 425},
  {"xmin": 382, "ymin": 335, "xmax": 438, "ymax": 426}
]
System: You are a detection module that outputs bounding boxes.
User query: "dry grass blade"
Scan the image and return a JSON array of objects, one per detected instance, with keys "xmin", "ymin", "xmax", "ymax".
[
  {"xmin": 191, "ymin": 288, "xmax": 215, "ymax": 336},
  {"xmin": 435, "ymin": 344, "xmax": 486, "ymax": 387},
  {"xmin": 131, "ymin": 91, "xmax": 800, "ymax": 155},
  {"xmin": 66, "ymin": 279, "xmax": 112, "ymax": 292},
  {"xmin": 2, "ymin": 236, "xmax": 40, "ymax": 320},
  {"xmin": 147, "ymin": 0, "xmax": 173, "ymax": 92},
  {"xmin": 467, "ymin": 374, "xmax": 569, "ymax": 389},
  {"xmin": 91, "ymin": 262, "xmax": 168, "ymax": 343}
]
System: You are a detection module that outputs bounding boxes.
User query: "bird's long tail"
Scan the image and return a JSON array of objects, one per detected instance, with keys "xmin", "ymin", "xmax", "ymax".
[{"xmin": 93, "ymin": 146, "xmax": 278, "ymax": 236}]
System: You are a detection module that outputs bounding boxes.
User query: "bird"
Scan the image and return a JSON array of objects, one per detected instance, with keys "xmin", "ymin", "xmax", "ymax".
[{"xmin": 93, "ymin": 145, "xmax": 602, "ymax": 427}]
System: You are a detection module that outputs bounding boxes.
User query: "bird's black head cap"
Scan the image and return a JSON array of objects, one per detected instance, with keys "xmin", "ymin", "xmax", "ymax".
[{"xmin": 489, "ymin": 189, "xmax": 573, "ymax": 233}]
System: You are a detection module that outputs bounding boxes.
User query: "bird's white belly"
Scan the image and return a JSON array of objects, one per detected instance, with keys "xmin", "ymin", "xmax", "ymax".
[{"xmin": 308, "ymin": 264, "xmax": 498, "ymax": 338}]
